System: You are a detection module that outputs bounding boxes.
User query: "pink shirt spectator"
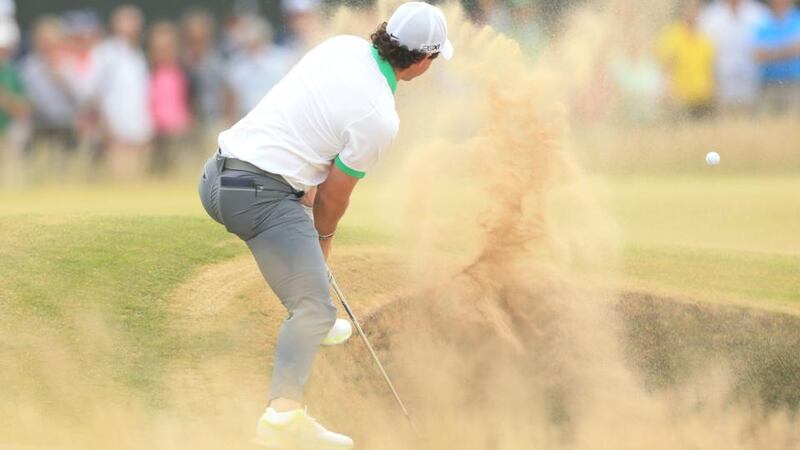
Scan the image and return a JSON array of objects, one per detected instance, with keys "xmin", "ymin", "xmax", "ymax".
[{"xmin": 150, "ymin": 64, "xmax": 191, "ymax": 135}]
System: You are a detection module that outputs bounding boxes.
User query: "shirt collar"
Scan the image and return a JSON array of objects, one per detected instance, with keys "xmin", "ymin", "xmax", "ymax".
[{"xmin": 370, "ymin": 46, "xmax": 397, "ymax": 94}]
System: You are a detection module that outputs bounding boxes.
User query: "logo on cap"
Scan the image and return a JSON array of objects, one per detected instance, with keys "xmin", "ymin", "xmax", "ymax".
[{"xmin": 386, "ymin": 1, "xmax": 454, "ymax": 60}]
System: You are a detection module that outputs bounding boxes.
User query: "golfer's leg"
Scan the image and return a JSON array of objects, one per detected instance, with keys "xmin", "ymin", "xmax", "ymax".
[{"xmin": 246, "ymin": 204, "xmax": 336, "ymax": 403}]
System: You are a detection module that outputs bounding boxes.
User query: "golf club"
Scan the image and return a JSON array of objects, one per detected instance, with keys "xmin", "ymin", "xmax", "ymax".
[{"xmin": 327, "ymin": 270, "xmax": 421, "ymax": 438}]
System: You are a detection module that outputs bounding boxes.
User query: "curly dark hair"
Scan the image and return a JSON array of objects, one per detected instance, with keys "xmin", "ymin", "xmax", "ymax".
[{"xmin": 370, "ymin": 22, "xmax": 429, "ymax": 70}]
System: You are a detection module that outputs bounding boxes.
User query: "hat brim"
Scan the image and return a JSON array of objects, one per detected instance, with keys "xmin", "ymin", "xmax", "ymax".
[{"xmin": 441, "ymin": 39, "xmax": 454, "ymax": 60}]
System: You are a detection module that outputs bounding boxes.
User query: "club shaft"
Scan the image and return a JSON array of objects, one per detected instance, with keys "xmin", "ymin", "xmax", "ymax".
[{"xmin": 328, "ymin": 273, "xmax": 419, "ymax": 436}]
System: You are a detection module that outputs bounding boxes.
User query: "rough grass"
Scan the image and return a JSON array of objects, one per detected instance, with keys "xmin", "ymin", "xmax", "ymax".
[
  {"xmin": 0, "ymin": 186, "xmax": 392, "ymax": 415},
  {"xmin": 0, "ymin": 215, "xmax": 242, "ymax": 405}
]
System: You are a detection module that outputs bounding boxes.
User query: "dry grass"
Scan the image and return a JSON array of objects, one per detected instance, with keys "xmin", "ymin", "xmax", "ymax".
[{"xmin": 572, "ymin": 117, "xmax": 800, "ymax": 175}]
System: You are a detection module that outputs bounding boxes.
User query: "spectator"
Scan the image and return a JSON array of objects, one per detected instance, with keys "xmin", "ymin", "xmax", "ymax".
[
  {"xmin": 20, "ymin": 16, "xmax": 78, "ymax": 151},
  {"xmin": 609, "ymin": 40, "xmax": 665, "ymax": 124},
  {"xmin": 507, "ymin": 0, "xmax": 546, "ymax": 59},
  {"xmin": 91, "ymin": 5, "xmax": 152, "ymax": 175},
  {"xmin": 0, "ymin": 17, "xmax": 30, "ymax": 159},
  {"xmin": 224, "ymin": 17, "xmax": 292, "ymax": 122},
  {"xmin": 475, "ymin": 0, "xmax": 511, "ymax": 30},
  {"xmin": 148, "ymin": 20, "xmax": 191, "ymax": 172},
  {"xmin": 149, "ymin": 21, "xmax": 191, "ymax": 137},
  {"xmin": 0, "ymin": 0, "xmax": 13, "ymax": 19},
  {"xmin": 700, "ymin": 0, "xmax": 770, "ymax": 115},
  {"xmin": 657, "ymin": 0, "xmax": 716, "ymax": 118},
  {"xmin": 754, "ymin": 0, "xmax": 800, "ymax": 115},
  {"xmin": 181, "ymin": 9, "xmax": 225, "ymax": 128},
  {"xmin": 220, "ymin": 0, "xmax": 260, "ymax": 59},
  {"xmin": 61, "ymin": 9, "xmax": 104, "ymax": 155},
  {"xmin": 61, "ymin": 9, "xmax": 103, "ymax": 105},
  {"xmin": 282, "ymin": 0, "xmax": 322, "ymax": 60}
]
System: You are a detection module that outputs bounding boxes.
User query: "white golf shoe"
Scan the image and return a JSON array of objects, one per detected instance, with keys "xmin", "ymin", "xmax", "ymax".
[
  {"xmin": 255, "ymin": 407, "xmax": 354, "ymax": 449},
  {"xmin": 321, "ymin": 318, "xmax": 352, "ymax": 346}
]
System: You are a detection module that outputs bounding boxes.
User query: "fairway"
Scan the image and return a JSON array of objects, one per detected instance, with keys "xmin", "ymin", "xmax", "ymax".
[{"xmin": 603, "ymin": 174, "xmax": 800, "ymax": 310}]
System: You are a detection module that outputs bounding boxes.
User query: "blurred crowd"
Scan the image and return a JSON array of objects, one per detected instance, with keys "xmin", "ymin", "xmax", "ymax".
[
  {"xmin": 0, "ymin": 0, "xmax": 798, "ymax": 177},
  {"xmin": 649, "ymin": 0, "xmax": 799, "ymax": 121},
  {"xmin": 0, "ymin": 0, "xmax": 323, "ymax": 177},
  {"xmin": 475, "ymin": 0, "xmax": 800, "ymax": 123}
]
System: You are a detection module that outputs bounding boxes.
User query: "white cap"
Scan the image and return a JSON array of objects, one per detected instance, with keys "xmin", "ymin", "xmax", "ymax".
[{"xmin": 387, "ymin": 2, "xmax": 453, "ymax": 60}]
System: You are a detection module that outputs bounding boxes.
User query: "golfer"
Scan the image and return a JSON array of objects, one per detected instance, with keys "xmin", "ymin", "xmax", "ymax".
[{"xmin": 198, "ymin": 2, "xmax": 453, "ymax": 447}]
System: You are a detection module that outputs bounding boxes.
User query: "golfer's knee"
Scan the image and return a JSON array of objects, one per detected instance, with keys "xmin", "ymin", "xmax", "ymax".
[
  {"xmin": 313, "ymin": 300, "xmax": 338, "ymax": 333},
  {"xmin": 291, "ymin": 295, "xmax": 337, "ymax": 335}
]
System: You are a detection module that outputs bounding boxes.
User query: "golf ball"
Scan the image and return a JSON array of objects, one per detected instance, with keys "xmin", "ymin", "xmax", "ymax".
[{"xmin": 706, "ymin": 151, "xmax": 720, "ymax": 166}]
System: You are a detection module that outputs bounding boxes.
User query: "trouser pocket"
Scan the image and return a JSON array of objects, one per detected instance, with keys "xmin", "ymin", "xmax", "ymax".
[{"xmin": 219, "ymin": 176, "xmax": 260, "ymax": 241}]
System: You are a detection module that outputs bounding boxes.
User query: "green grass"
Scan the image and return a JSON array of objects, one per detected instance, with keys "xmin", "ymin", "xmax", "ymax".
[
  {"xmin": 601, "ymin": 174, "xmax": 800, "ymax": 254},
  {"xmin": 601, "ymin": 174, "xmax": 800, "ymax": 309},
  {"xmin": 623, "ymin": 245, "xmax": 800, "ymax": 307},
  {"xmin": 0, "ymin": 183, "xmax": 392, "ymax": 408},
  {"xmin": 1, "ymin": 171, "xmax": 797, "ymax": 411},
  {"xmin": 0, "ymin": 214, "xmax": 243, "ymax": 402}
]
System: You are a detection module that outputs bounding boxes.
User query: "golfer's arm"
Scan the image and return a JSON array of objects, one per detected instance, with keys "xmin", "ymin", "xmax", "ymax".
[{"xmin": 314, "ymin": 164, "xmax": 359, "ymax": 238}]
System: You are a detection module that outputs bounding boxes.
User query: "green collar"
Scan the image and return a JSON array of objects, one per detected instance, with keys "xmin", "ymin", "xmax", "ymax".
[{"xmin": 370, "ymin": 46, "xmax": 397, "ymax": 94}]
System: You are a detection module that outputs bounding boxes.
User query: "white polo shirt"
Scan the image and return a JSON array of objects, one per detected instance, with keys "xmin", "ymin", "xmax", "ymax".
[
  {"xmin": 218, "ymin": 35, "xmax": 400, "ymax": 191},
  {"xmin": 699, "ymin": 0, "xmax": 769, "ymax": 106}
]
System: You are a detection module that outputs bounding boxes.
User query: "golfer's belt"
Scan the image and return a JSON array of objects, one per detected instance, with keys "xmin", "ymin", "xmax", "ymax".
[
  {"xmin": 222, "ymin": 157, "xmax": 267, "ymax": 175},
  {"xmin": 222, "ymin": 157, "xmax": 305, "ymax": 197}
]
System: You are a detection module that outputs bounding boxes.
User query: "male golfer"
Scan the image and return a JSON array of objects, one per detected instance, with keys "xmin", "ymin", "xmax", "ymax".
[{"xmin": 198, "ymin": 2, "xmax": 453, "ymax": 447}]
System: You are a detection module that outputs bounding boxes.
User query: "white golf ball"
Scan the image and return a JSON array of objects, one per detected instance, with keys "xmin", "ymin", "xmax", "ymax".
[{"xmin": 705, "ymin": 151, "xmax": 720, "ymax": 166}]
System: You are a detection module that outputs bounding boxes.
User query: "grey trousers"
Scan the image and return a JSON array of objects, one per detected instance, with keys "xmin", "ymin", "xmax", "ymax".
[{"xmin": 198, "ymin": 151, "xmax": 336, "ymax": 402}]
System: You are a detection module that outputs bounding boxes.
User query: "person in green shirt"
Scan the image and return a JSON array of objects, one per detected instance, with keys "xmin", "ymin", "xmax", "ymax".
[
  {"xmin": 0, "ymin": 18, "xmax": 30, "ymax": 150},
  {"xmin": 0, "ymin": 60, "xmax": 27, "ymax": 132}
]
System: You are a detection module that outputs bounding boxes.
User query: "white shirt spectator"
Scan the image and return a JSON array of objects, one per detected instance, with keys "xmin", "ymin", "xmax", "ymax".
[
  {"xmin": 20, "ymin": 54, "xmax": 76, "ymax": 130},
  {"xmin": 90, "ymin": 38, "xmax": 153, "ymax": 145},
  {"xmin": 226, "ymin": 45, "xmax": 293, "ymax": 119},
  {"xmin": 700, "ymin": 0, "xmax": 770, "ymax": 108}
]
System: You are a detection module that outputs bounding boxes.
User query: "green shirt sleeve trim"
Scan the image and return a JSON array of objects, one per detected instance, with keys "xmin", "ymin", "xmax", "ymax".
[
  {"xmin": 335, "ymin": 155, "xmax": 366, "ymax": 179},
  {"xmin": 370, "ymin": 46, "xmax": 398, "ymax": 94}
]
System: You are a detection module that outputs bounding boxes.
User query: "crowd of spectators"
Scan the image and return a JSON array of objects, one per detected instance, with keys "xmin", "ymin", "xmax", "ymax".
[
  {"xmin": 0, "ymin": 0, "xmax": 798, "ymax": 176},
  {"xmin": 0, "ymin": 0, "xmax": 322, "ymax": 177},
  {"xmin": 658, "ymin": 0, "xmax": 800, "ymax": 119},
  {"xmin": 476, "ymin": 0, "xmax": 800, "ymax": 122}
]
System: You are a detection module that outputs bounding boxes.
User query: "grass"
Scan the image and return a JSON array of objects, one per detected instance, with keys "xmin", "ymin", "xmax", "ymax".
[
  {"xmin": 623, "ymin": 245, "xmax": 800, "ymax": 307},
  {"xmin": 0, "ymin": 214, "xmax": 243, "ymax": 400},
  {"xmin": 597, "ymin": 173, "xmax": 800, "ymax": 310},
  {"xmin": 601, "ymin": 174, "xmax": 800, "ymax": 255},
  {"xmin": 0, "ymin": 182, "xmax": 392, "ymax": 409},
  {"xmin": 0, "ymin": 169, "xmax": 798, "ymax": 415}
]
